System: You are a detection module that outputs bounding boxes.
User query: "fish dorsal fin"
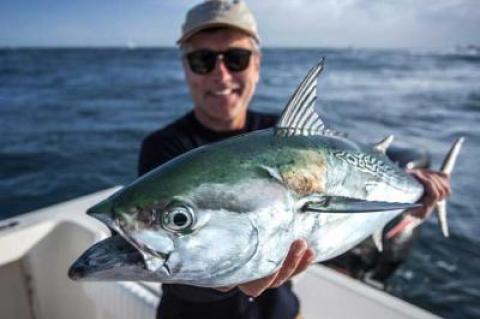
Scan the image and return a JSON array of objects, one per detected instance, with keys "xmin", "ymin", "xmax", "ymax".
[
  {"xmin": 275, "ymin": 59, "xmax": 341, "ymax": 137},
  {"xmin": 373, "ymin": 135, "xmax": 394, "ymax": 154}
]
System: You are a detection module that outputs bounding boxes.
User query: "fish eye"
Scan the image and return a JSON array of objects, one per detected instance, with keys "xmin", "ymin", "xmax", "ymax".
[{"xmin": 162, "ymin": 205, "xmax": 195, "ymax": 232}]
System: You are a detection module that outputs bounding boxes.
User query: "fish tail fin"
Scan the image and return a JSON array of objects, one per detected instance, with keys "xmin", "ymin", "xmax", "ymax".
[{"xmin": 435, "ymin": 137, "xmax": 465, "ymax": 237}]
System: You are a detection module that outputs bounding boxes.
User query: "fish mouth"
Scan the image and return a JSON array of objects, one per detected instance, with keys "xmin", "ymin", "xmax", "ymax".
[
  {"xmin": 68, "ymin": 234, "xmax": 170, "ymax": 281},
  {"xmin": 81, "ymin": 198, "xmax": 174, "ymax": 279}
]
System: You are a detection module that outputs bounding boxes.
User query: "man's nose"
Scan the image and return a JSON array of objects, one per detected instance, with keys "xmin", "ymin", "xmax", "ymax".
[{"xmin": 211, "ymin": 56, "xmax": 232, "ymax": 80}]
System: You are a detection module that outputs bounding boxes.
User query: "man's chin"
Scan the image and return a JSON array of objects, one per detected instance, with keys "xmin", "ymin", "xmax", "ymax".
[
  {"xmin": 195, "ymin": 98, "xmax": 247, "ymax": 126},
  {"xmin": 209, "ymin": 102, "xmax": 242, "ymax": 117},
  {"xmin": 197, "ymin": 108, "xmax": 245, "ymax": 130},
  {"xmin": 208, "ymin": 93, "xmax": 239, "ymax": 107}
]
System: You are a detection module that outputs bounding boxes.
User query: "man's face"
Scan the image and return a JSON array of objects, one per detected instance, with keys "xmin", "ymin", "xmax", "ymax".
[{"xmin": 182, "ymin": 29, "xmax": 261, "ymax": 130}]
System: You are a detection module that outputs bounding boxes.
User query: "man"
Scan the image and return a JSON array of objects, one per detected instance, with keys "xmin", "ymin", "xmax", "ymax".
[{"xmin": 138, "ymin": 1, "xmax": 450, "ymax": 318}]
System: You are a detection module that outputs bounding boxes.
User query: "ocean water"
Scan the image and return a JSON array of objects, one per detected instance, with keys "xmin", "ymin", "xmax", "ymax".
[{"xmin": 0, "ymin": 47, "xmax": 479, "ymax": 317}]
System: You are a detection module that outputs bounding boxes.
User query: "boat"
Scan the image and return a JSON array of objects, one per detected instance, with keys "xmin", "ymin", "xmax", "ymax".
[{"xmin": 0, "ymin": 186, "xmax": 440, "ymax": 318}]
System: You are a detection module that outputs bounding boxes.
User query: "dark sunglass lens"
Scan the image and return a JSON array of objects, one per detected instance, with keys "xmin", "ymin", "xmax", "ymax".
[
  {"xmin": 187, "ymin": 50, "xmax": 217, "ymax": 74},
  {"xmin": 224, "ymin": 49, "xmax": 252, "ymax": 72}
]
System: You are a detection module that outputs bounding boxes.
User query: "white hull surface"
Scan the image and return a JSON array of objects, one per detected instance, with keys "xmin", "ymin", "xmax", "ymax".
[{"xmin": 0, "ymin": 187, "xmax": 438, "ymax": 319}]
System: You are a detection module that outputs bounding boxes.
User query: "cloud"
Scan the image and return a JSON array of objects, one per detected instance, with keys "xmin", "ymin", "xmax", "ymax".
[
  {"xmin": 248, "ymin": 0, "xmax": 480, "ymax": 48},
  {"xmin": 0, "ymin": 0, "xmax": 477, "ymax": 48}
]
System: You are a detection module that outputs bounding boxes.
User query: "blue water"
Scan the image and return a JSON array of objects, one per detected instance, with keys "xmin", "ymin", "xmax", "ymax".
[{"xmin": 1, "ymin": 48, "xmax": 479, "ymax": 318}]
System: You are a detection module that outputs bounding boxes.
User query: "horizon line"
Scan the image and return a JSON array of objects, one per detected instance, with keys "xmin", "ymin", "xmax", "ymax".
[{"xmin": 0, "ymin": 44, "xmax": 458, "ymax": 52}]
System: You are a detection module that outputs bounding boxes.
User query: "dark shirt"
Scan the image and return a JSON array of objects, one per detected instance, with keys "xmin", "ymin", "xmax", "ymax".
[{"xmin": 138, "ymin": 110, "xmax": 300, "ymax": 319}]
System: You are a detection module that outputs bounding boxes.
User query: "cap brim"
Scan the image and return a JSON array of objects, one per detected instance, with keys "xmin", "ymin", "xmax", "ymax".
[{"xmin": 176, "ymin": 22, "xmax": 260, "ymax": 45}]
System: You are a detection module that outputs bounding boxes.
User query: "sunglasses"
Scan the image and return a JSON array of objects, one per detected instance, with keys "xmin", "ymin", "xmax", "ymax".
[{"xmin": 185, "ymin": 48, "xmax": 253, "ymax": 75}]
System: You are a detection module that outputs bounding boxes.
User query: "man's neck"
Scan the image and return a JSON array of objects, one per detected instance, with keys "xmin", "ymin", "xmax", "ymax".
[{"xmin": 193, "ymin": 108, "xmax": 247, "ymax": 132}]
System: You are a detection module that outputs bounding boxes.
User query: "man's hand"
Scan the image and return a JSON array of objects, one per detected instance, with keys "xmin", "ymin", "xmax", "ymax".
[
  {"xmin": 386, "ymin": 168, "xmax": 452, "ymax": 239},
  {"xmin": 407, "ymin": 168, "xmax": 451, "ymax": 219},
  {"xmin": 216, "ymin": 239, "xmax": 315, "ymax": 297}
]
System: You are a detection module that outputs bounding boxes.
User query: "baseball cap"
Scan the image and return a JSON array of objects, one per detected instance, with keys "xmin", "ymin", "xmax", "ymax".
[{"xmin": 177, "ymin": 0, "xmax": 260, "ymax": 45}]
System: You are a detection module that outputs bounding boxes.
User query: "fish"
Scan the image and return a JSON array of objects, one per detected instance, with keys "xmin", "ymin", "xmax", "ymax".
[{"xmin": 69, "ymin": 60, "xmax": 464, "ymax": 287}]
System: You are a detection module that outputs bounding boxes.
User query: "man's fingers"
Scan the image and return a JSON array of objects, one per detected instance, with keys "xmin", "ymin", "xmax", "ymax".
[
  {"xmin": 239, "ymin": 240, "xmax": 314, "ymax": 296},
  {"xmin": 238, "ymin": 272, "xmax": 278, "ymax": 297},
  {"xmin": 385, "ymin": 214, "xmax": 422, "ymax": 239},
  {"xmin": 416, "ymin": 171, "xmax": 439, "ymax": 198},
  {"xmin": 387, "ymin": 168, "xmax": 453, "ymax": 237},
  {"xmin": 410, "ymin": 169, "xmax": 451, "ymax": 200},
  {"xmin": 437, "ymin": 173, "xmax": 452, "ymax": 197},
  {"xmin": 215, "ymin": 285, "xmax": 236, "ymax": 293},
  {"xmin": 270, "ymin": 240, "xmax": 307, "ymax": 288},
  {"xmin": 291, "ymin": 249, "xmax": 315, "ymax": 278},
  {"xmin": 430, "ymin": 174, "xmax": 448, "ymax": 198}
]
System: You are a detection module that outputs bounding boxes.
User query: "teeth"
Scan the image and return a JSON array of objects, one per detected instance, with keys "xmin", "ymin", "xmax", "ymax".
[{"xmin": 212, "ymin": 89, "xmax": 233, "ymax": 96}]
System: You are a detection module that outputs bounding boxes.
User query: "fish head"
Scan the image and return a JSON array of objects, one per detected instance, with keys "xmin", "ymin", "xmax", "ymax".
[
  {"xmin": 70, "ymin": 144, "xmax": 294, "ymax": 285},
  {"xmin": 115, "ymin": 194, "xmax": 259, "ymax": 285},
  {"xmin": 70, "ymin": 171, "xmax": 290, "ymax": 285}
]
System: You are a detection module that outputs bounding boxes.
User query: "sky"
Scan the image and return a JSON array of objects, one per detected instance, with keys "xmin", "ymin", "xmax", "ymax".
[{"xmin": 0, "ymin": 0, "xmax": 478, "ymax": 49}]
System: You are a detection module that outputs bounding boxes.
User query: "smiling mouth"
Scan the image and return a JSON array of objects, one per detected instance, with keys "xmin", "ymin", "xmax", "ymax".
[
  {"xmin": 210, "ymin": 85, "xmax": 241, "ymax": 96},
  {"xmin": 212, "ymin": 89, "xmax": 235, "ymax": 96}
]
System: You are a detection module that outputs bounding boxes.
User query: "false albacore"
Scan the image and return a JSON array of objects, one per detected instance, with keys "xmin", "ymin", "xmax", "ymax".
[{"xmin": 69, "ymin": 60, "xmax": 464, "ymax": 287}]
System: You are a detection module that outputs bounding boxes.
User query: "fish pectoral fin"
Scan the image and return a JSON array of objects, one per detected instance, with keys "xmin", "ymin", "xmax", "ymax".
[{"xmin": 301, "ymin": 195, "xmax": 422, "ymax": 213}]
